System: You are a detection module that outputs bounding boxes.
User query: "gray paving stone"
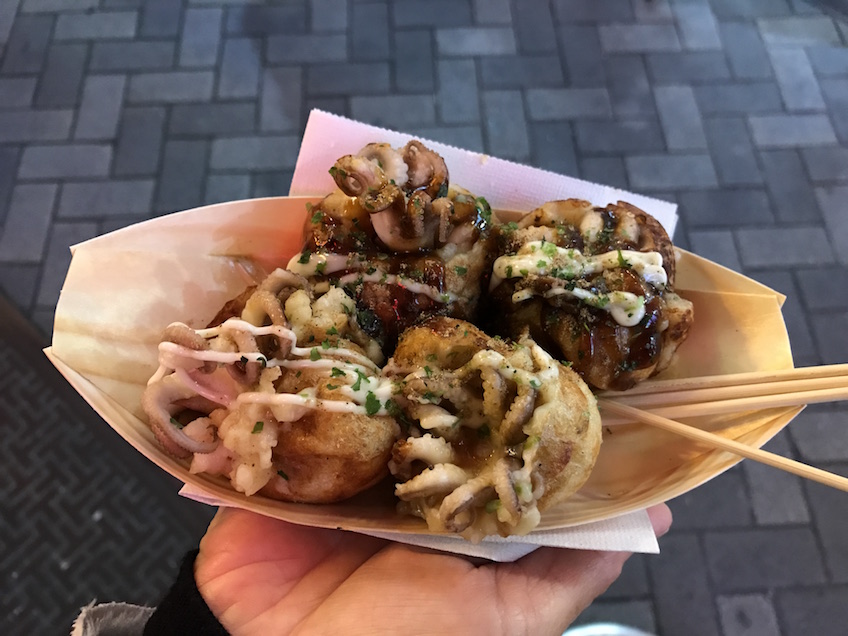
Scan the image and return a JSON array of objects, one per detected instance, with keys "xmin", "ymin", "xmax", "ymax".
[
  {"xmin": 156, "ymin": 140, "xmax": 208, "ymax": 213},
  {"xmin": 558, "ymin": 25, "xmax": 606, "ymax": 87},
  {"xmin": 649, "ymin": 533, "xmax": 720, "ymax": 636},
  {"xmin": 217, "ymin": 37, "xmax": 261, "ymax": 99},
  {"xmin": 0, "ymin": 264, "xmax": 39, "ymax": 310},
  {"xmin": 530, "ymin": 121, "xmax": 579, "ymax": 177},
  {"xmin": 602, "ymin": 554, "xmax": 650, "ymax": 598},
  {"xmin": 647, "ymin": 51, "xmax": 732, "ymax": 84},
  {"xmin": 18, "ymin": 144, "xmax": 112, "ymax": 180},
  {"xmin": 654, "ymin": 85, "xmax": 707, "ymax": 150},
  {"xmin": 128, "ymin": 71, "xmax": 215, "ymax": 103},
  {"xmin": 34, "ymin": 43, "xmax": 87, "ymax": 108},
  {"xmin": 58, "ymin": 180, "xmax": 154, "ymax": 218},
  {"xmin": 204, "ymin": 174, "xmax": 251, "ymax": 205},
  {"xmin": 576, "ymin": 120, "xmax": 665, "ymax": 154},
  {"xmin": 210, "ymin": 135, "xmax": 300, "ymax": 171},
  {"xmin": 113, "ymin": 106, "xmax": 165, "ymax": 176},
  {"xmin": 717, "ymin": 594, "xmax": 782, "ymax": 636},
  {"xmin": 777, "ymin": 587, "xmax": 848, "ymax": 636},
  {"xmin": 74, "ymin": 75, "xmax": 126, "ymax": 141},
  {"xmin": 482, "ymin": 90, "xmax": 530, "ymax": 160},
  {"xmin": 689, "ymin": 230, "xmax": 743, "ymax": 271},
  {"xmin": 803, "ymin": 463, "xmax": 848, "ymax": 582},
  {"xmin": 820, "ymin": 79, "xmax": 848, "ymax": 142},
  {"xmin": 311, "ymin": 0, "xmax": 348, "ymax": 32},
  {"xmin": 0, "ymin": 146, "xmax": 19, "ymax": 226},
  {"xmin": 769, "ymin": 47, "xmax": 826, "ymax": 111},
  {"xmin": 742, "ymin": 429, "xmax": 810, "ymax": 525},
  {"xmin": 408, "ymin": 125, "xmax": 484, "ymax": 153},
  {"xmin": 170, "ymin": 102, "xmax": 256, "ymax": 136},
  {"xmin": 251, "ymin": 170, "xmax": 293, "ymax": 198},
  {"xmin": 437, "ymin": 59, "xmax": 479, "ymax": 124},
  {"xmin": 305, "ymin": 96, "xmax": 347, "ymax": 118},
  {"xmin": 0, "ymin": 110, "xmax": 73, "ymax": 143},
  {"xmin": 261, "ymin": 67, "xmax": 302, "ymax": 132},
  {"xmin": 0, "ymin": 0, "xmax": 19, "ymax": 47},
  {"xmin": 573, "ymin": 600, "xmax": 656, "ymax": 633},
  {"xmin": 54, "ymin": 11, "xmax": 137, "ymax": 40},
  {"xmin": 552, "ymin": 0, "xmax": 634, "ymax": 22},
  {"xmin": 760, "ymin": 149, "xmax": 821, "ymax": 222},
  {"xmin": 526, "ymin": 88, "xmax": 612, "ymax": 121},
  {"xmin": 30, "ymin": 305, "xmax": 55, "ymax": 334},
  {"xmin": 706, "ymin": 528, "xmax": 827, "ymax": 591},
  {"xmin": 351, "ymin": 2, "xmax": 388, "ymax": 61},
  {"xmin": 351, "ymin": 94, "xmax": 436, "ymax": 129},
  {"xmin": 749, "ymin": 114, "xmax": 837, "ymax": 147},
  {"xmin": 21, "ymin": 0, "xmax": 99, "ymax": 10},
  {"xmin": 790, "ymin": 404, "xmax": 848, "ymax": 461},
  {"xmin": 512, "ymin": 0, "xmax": 557, "ymax": 53},
  {"xmin": 704, "ymin": 117, "xmax": 763, "ymax": 186},
  {"xmin": 710, "ymin": 0, "xmax": 792, "ymax": 18},
  {"xmin": 140, "ymin": 0, "xmax": 181, "ymax": 37},
  {"xmin": 720, "ymin": 22, "xmax": 773, "ymax": 80},
  {"xmin": 90, "ymin": 40, "xmax": 175, "ymax": 71},
  {"xmin": 35, "ymin": 221, "xmax": 100, "ymax": 307},
  {"xmin": 266, "ymin": 34, "xmax": 347, "ymax": 63},
  {"xmin": 810, "ymin": 310, "xmax": 848, "ymax": 363},
  {"xmin": 668, "ymin": 466, "xmax": 753, "ymax": 529},
  {"xmin": 436, "ymin": 27, "xmax": 516, "ymax": 56},
  {"xmin": 473, "ymin": 0, "xmax": 511, "ymax": 24},
  {"xmin": 790, "ymin": 164, "xmax": 846, "ymax": 213},
  {"xmin": 599, "ymin": 23, "xmax": 681, "ymax": 53},
  {"xmin": 814, "ymin": 185, "xmax": 848, "ymax": 264},
  {"xmin": 807, "ymin": 45, "xmax": 848, "ymax": 77},
  {"xmin": 579, "ymin": 156, "xmax": 628, "ymax": 189},
  {"xmin": 751, "ymin": 269, "xmax": 819, "ymax": 361},
  {"xmin": 396, "ymin": 30, "xmax": 434, "ymax": 94},
  {"xmin": 673, "ymin": 3, "xmax": 721, "ymax": 50},
  {"xmin": 393, "ymin": 1, "xmax": 472, "ymax": 27},
  {"xmin": 632, "ymin": 0, "xmax": 673, "ymax": 23},
  {"xmin": 225, "ymin": 4, "xmax": 307, "ymax": 35},
  {"xmin": 796, "ymin": 266, "xmax": 848, "ymax": 310},
  {"xmin": 0, "ymin": 78, "xmax": 37, "ymax": 108},
  {"xmin": 693, "ymin": 82, "xmax": 783, "ymax": 115},
  {"xmin": 307, "ymin": 62, "xmax": 390, "ymax": 96},
  {"xmin": 478, "ymin": 54, "xmax": 565, "ymax": 89},
  {"xmin": 605, "ymin": 55, "xmax": 655, "ymax": 117},
  {"xmin": 0, "ymin": 183, "xmax": 57, "ymax": 262},
  {"xmin": 736, "ymin": 226, "xmax": 835, "ymax": 266},
  {"xmin": 180, "ymin": 8, "xmax": 223, "ymax": 68},
  {"xmin": 626, "ymin": 154, "xmax": 718, "ymax": 189},
  {"xmin": 758, "ymin": 16, "xmax": 841, "ymax": 47},
  {"xmin": 1, "ymin": 14, "xmax": 52, "ymax": 74}
]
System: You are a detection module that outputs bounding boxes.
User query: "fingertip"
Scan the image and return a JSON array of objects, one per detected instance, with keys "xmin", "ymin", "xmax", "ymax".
[{"xmin": 647, "ymin": 503, "xmax": 672, "ymax": 538}]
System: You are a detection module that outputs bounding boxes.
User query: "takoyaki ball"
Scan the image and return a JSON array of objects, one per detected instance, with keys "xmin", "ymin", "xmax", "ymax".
[
  {"xmin": 489, "ymin": 199, "xmax": 694, "ymax": 391},
  {"xmin": 385, "ymin": 317, "xmax": 602, "ymax": 540}
]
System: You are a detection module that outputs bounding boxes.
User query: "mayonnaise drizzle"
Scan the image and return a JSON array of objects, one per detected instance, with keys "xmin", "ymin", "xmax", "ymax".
[{"xmin": 491, "ymin": 241, "xmax": 665, "ymax": 327}]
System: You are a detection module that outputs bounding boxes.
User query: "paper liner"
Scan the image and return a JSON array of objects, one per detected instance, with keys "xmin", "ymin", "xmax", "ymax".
[{"xmin": 46, "ymin": 193, "xmax": 796, "ymax": 538}]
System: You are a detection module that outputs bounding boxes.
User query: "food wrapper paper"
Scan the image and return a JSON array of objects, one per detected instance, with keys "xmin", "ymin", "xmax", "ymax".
[{"xmin": 46, "ymin": 111, "xmax": 798, "ymax": 561}]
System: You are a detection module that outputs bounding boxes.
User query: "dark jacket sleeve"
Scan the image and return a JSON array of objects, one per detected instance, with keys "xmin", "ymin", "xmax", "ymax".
[{"xmin": 143, "ymin": 550, "xmax": 229, "ymax": 636}]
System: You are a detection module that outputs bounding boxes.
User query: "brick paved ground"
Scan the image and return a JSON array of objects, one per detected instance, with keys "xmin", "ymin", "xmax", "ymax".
[{"xmin": 0, "ymin": 0, "xmax": 847, "ymax": 634}]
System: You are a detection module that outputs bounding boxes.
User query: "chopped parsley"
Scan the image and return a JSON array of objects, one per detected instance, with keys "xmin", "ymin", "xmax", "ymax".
[
  {"xmin": 252, "ymin": 421, "xmax": 264, "ymax": 434},
  {"xmin": 529, "ymin": 379, "xmax": 541, "ymax": 389},
  {"xmin": 424, "ymin": 365, "xmax": 433, "ymax": 378},
  {"xmin": 326, "ymin": 384, "xmax": 340, "ymax": 390},
  {"xmin": 326, "ymin": 326, "xmax": 339, "ymax": 335},
  {"xmin": 426, "ymin": 353, "xmax": 438, "ymax": 362},
  {"xmin": 277, "ymin": 470, "xmax": 289, "ymax": 480},
  {"xmin": 422, "ymin": 390, "xmax": 438, "ymax": 403},
  {"xmin": 321, "ymin": 339, "xmax": 331, "ymax": 350},
  {"xmin": 475, "ymin": 196, "xmax": 492, "ymax": 224},
  {"xmin": 330, "ymin": 367, "xmax": 346, "ymax": 378},
  {"xmin": 351, "ymin": 369, "xmax": 368, "ymax": 392},
  {"xmin": 617, "ymin": 249, "xmax": 630, "ymax": 269},
  {"xmin": 454, "ymin": 266, "xmax": 468, "ymax": 276},
  {"xmin": 240, "ymin": 355, "xmax": 248, "ymax": 365},
  {"xmin": 542, "ymin": 241, "xmax": 558, "ymax": 258},
  {"xmin": 315, "ymin": 261, "xmax": 326, "ymax": 275},
  {"xmin": 310, "ymin": 348, "xmax": 321, "ymax": 361},
  {"xmin": 365, "ymin": 392, "xmax": 381, "ymax": 416},
  {"xmin": 257, "ymin": 356, "xmax": 267, "ymax": 368},
  {"xmin": 485, "ymin": 499, "xmax": 502, "ymax": 513},
  {"xmin": 519, "ymin": 268, "xmax": 529, "ymax": 277},
  {"xmin": 169, "ymin": 417, "xmax": 184, "ymax": 429},
  {"xmin": 536, "ymin": 259, "xmax": 547, "ymax": 268},
  {"xmin": 311, "ymin": 210, "xmax": 323, "ymax": 224},
  {"xmin": 298, "ymin": 249, "xmax": 311, "ymax": 265},
  {"xmin": 506, "ymin": 265, "xmax": 513, "ymax": 278}
]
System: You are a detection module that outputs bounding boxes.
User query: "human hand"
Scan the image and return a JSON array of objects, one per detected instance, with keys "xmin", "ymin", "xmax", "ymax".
[{"xmin": 195, "ymin": 505, "xmax": 671, "ymax": 636}]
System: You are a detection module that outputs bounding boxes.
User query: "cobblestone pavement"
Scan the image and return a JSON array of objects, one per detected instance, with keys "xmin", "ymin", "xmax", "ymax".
[{"xmin": 1, "ymin": 0, "xmax": 847, "ymax": 634}]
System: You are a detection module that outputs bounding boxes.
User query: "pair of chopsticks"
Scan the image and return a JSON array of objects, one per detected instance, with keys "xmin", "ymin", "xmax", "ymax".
[{"xmin": 598, "ymin": 364, "xmax": 848, "ymax": 493}]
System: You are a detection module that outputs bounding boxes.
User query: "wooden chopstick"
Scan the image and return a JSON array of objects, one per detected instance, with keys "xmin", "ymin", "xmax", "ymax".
[
  {"xmin": 599, "ymin": 400, "xmax": 848, "ymax": 493},
  {"xmin": 600, "ymin": 385, "xmax": 848, "ymax": 424},
  {"xmin": 601, "ymin": 363, "xmax": 848, "ymax": 397}
]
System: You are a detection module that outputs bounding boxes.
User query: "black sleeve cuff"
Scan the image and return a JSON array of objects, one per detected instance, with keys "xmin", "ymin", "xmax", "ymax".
[{"xmin": 143, "ymin": 549, "xmax": 229, "ymax": 636}]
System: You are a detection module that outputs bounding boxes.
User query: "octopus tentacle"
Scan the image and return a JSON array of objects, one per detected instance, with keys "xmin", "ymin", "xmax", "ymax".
[
  {"xmin": 499, "ymin": 383, "xmax": 538, "ymax": 445},
  {"xmin": 358, "ymin": 143, "xmax": 409, "ymax": 187},
  {"xmin": 163, "ymin": 324, "xmax": 215, "ymax": 373},
  {"xmin": 331, "ymin": 155, "xmax": 387, "ymax": 197},
  {"xmin": 439, "ymin": 475, "xmax": 496, "ymax": 533},
  {"xmin": 403, "ymin": 140, "xmax": 449, "ymax": 198},
  {"xmin": 143, "ymin": 374, "xmax": 220, "ymax": 458}
]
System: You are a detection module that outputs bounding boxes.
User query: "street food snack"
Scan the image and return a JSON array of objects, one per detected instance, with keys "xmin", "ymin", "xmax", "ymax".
[
  {"xmin": 142, "ymin": 270, "xmax": 400, "ymax": 503},
  {"xmin": 386, "ymin": 318, "xmax": 602, "ymax": 540},
  {"xmin": 489, "ymin": 200, "xmax": 694, "ymax": 391},
  {"xmin": 286, "ymin": 141, "xmax": 495, "ymax": 355}
]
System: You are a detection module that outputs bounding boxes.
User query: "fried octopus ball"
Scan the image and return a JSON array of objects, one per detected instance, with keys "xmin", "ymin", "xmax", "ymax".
[
  {"xmin": 490, "ymin": 199, "xmax": 694, "ymax": 391},
  {"xmin": 388, "ymin": 317, "xmax": 602, "ymax": 538}
]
